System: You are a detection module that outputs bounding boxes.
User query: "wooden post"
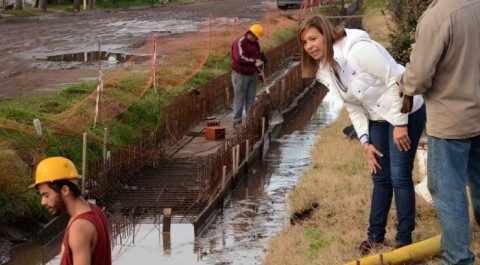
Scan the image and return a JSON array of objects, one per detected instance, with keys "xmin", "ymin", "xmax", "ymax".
[
  {"xmin": 222, "ymin": 165, "xmax": 226, "ymax": 190},
  {"xmin": 103, "ymin": 127, "xmax": 108, "ymax": 164},
  {"xmin": 163, "ymin": 208, "xmax": 172, "ymax": 233},
  {"xmin": 262, "ymin": 117, "xmax": 266, "ymax": 139},
  {"xmin": 82, "ymin": 133, "xmax": 87, "ymax": 195},
  {"xmin": 245, "ymin": 139, "xmax": 250, "ymax": 161},
  {"xmin": 232, "ymin": 146, "xmax": 236, "ymax": 176},
  {"xmin": 162, "ymin": 230, "xmax": 171, "ymax": 253},
  {"xmin": 235, "ymin": 144, "xmax": 240, "ymax": 174}
]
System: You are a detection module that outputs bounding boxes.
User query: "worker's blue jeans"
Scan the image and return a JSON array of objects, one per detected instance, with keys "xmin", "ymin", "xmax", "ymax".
[
  {"xmin": 428, "ymin": 135, "xmax": 480, "ymax": 265},
  {"xmin": 232, "ymin": 71, "xmax": 257, "ymax": 124},
  {"xmin": 367, "ymin": 104, "xmax": 426, "ymax": 246}
]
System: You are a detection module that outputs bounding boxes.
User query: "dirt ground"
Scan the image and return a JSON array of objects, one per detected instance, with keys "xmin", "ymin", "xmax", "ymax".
[{"xmin": 0, "ymin": 0, "xmax": 274, "ymax": 98}]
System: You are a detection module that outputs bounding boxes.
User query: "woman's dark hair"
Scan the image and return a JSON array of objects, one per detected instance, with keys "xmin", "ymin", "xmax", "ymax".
[{"xmin": 48, "ymin": 179, "xmax": 81, "ymax": 198}]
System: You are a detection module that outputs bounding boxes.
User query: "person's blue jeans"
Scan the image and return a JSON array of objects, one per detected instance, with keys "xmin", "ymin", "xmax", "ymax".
[
  {"xmin": 428, "ymin": 134, "xmax": 480, "ymax": 265},
  {"xmin": 367, "ymin": 104, "xmax": 426, "ymax": 245},
  {"xmin": 232, "ymin": 71, "xmax": 258, "ymax": 124}
]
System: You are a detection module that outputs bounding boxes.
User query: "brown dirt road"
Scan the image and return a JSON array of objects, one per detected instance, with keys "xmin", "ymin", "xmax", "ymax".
[{"xmin": 0, "ymin": 0, "xmax": 275, "ymax": 98}]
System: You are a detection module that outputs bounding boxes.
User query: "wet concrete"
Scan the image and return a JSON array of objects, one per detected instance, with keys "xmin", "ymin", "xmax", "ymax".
[{"xmin": 6, "ymin": 86, "xmax": 343, "ymax": 265}]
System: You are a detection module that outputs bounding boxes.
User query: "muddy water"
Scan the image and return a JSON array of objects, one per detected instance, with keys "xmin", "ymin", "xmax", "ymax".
[{"xmin": 7, "ymin": 88, "xmax": 343, "ymax": 265}]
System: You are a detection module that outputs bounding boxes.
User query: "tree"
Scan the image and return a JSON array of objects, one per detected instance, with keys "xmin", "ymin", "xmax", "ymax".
[
  {"xmin": 88, "ymin": 0, "xmax": 95, "ymax": 10},
  {"xmin": 15, "ymin": 0, "xmax": 22, "ymax": 10},
  {"xmin": 73, "ymin": 0, "xmax": 80, "ymax": 11},
  {"xmin": 384, "ymin": 0, "xmax": 433, "ymax": 65},
  {"xmin": 39, "ymin": 0, "xmax": 47, "ymax": 11}
]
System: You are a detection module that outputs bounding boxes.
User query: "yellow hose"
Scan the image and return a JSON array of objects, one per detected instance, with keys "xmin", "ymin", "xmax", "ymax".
[
  {"xmin": 344, "ymin": 235, "xmax": 440, "ymax": 265},
  {"xmin": 345, "ymin": 187, "xmax": 474, "ymax": 265}
]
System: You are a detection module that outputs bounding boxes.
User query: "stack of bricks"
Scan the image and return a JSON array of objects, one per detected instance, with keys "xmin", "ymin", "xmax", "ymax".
[{"xmin": 205, "ymin": 120, "xmax": 225, "ymax": 140}]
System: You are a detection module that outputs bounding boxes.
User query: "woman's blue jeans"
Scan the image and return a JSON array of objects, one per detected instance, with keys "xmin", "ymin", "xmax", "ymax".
[
  {"xmin": 367, "ymin": 104, "xmax": 426, "ymax": 245},
  {"xmin": 428, "ymin": 134, "xmax": 480, "ymax": 265}
]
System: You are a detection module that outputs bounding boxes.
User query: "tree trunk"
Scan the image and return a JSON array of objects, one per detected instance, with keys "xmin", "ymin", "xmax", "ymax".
[
  {"xmin": 73, "ymin": 0, "xmax": 80, "ymax": 11},
  {"xmin": 88, "ymin": 0, "xmax": 94, "ymax": 10},
  {"xmin": 15, "ymin": 0, "xmax": 22, "ymax": 10},
  {"xmin": 39, "ymin": 0, "xmax": 47, "ymax": 11}
]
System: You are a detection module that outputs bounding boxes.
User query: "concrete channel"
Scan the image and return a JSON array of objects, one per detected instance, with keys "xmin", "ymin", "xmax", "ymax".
[{"xmin": 103, "ymin": 59, "xmax": 319, "ymax": 235}]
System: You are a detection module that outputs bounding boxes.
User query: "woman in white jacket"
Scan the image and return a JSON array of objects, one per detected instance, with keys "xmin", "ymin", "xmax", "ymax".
[{"xmin": 297, "ymin": 15, "xmax": 426, "ymax": 255}]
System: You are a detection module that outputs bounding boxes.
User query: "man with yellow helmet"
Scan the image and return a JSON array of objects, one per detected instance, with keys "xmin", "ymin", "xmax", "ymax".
[
  {"xmin": 29, "ymin": 157, "xmax": 112, "ymax": 265},
  {"xmin": 231, "ymin": 23, "xmax": 265, "ymax": 129}
]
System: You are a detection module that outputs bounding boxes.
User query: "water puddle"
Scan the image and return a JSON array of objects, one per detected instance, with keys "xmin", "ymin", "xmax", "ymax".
[
  {"xmin": 44, "ymin": 51, "xmax": 150, "ymax": 64},
  {"xmin": 29, "ymin": 51, "xmax": 153, "ymax": 70},
  {"xmin": 7, "ymin": 88, "xmax": 343, "ymax": 265}
]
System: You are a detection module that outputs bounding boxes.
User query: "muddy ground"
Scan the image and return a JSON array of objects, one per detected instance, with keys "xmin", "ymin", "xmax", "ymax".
[{"xmin": 0, "ymin": 0, "xmax": 272, "ymax": 98}]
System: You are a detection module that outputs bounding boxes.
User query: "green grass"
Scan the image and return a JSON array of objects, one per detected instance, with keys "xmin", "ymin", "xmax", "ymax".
[
  {"xmin": 95, "ymin": 0, "xmax": 157, "ymax": 9},
  {"xmin": 1, "ymin": 9, "xmax": 36, "ymax": 17},
  {"xmin": 272, "ymin": 29, "xmax": 297, "ymax": 47},
  {"xmin": 305, "ymin": 228, "xmax": 333, "ymax": 261},
  {"xmin": 332, "ymin": 157, "xmax": 365, "ymax": 175},
  {"xmin": 0, "ymin": 82, "xmax": 93, "ymax": 122},
  {"xmin": 0, "ymin": 190, "xmax": 51, "ymax": 225},
  {"xmin": 362, "ymin": 0, "xmax": 384, "ymax": 10}
]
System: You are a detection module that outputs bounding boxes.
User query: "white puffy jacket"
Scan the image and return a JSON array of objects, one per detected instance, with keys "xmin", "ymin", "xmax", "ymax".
[{"xmin": 316, "ymin": 29, "xmax": 424, "ymax": 144}]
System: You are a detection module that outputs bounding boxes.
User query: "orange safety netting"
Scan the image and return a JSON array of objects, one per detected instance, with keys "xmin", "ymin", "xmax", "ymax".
[{"xmin": 53, "ymin": 3, "xmax": 307, "ymax": 129}]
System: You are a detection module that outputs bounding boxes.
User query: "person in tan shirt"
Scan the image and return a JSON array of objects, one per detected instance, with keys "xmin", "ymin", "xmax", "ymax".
[{"xmin": 397, "ymin": 0, "xmax": 480, "ymax": 264}]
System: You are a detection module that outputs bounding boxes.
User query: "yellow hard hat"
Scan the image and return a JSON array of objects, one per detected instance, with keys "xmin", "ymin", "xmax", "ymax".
[
  {"xmin": 28, "ymin": 157, "xmax": 82, "ymax": 188},
  {"xmin": 249, "ymin": 24, "xmax": 264, "ymax": 39}
]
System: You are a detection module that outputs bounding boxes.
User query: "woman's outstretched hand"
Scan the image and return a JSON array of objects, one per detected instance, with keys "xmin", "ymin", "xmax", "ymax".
[{"xmin": 363, "ymin": 142, "xmax": 383, "ymax": 174}]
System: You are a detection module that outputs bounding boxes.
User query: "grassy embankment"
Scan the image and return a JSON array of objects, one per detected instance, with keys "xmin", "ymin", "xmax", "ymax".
[{"xmin": 264, "ymin": 1, "xmax": 480, "ymax": 264}]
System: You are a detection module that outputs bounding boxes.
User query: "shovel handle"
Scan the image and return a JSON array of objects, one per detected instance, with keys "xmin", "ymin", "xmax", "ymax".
[
  {"xmin": 260, "ymin": 73, "xmax": 267, "ymax": 84},
  {"xmin": 256, "ymin": 65, "xmax": 267, "ymax": 84}
]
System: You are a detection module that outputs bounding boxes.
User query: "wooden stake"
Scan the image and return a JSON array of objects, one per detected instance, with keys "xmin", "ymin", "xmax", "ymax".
[
  {"xmin": 222, "ymin": 165, "xmax": 226, "ymax": 190},
  {"xmin": 163, "ymin": 208, "xmax": 172, "ymax": 233},
  {"xmin": 82, "ymin": 132, "xmax": 87, "ymax": 195}
]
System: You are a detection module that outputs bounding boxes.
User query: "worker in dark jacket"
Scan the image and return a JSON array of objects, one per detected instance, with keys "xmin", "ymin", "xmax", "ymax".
[{"xmin": 231, "ymin": 23, "xmax": 264, "ymax": 129}]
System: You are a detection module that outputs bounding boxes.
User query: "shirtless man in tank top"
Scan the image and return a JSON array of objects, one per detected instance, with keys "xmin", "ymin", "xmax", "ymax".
[{"xmin": 29, "ymin": 157, "xmax": 112, "ymax": 265}]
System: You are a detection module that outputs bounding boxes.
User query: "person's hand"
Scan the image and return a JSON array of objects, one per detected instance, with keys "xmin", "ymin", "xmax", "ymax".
[
  {"xmin": 260, "ymin": 52, "xmax": 268, "ymax": 64},
  {"xmin": 363, "ymin": 142, "xmax": 383, "ymax": 174},
  {"xmin": 400, "ymin": 93, "xmax": 413, "ymax": 114},
  {"xmin": 255, "ymin": 59, "xmax": 263, "ymax": 68},
  {"xmin": 393, "ymin": 126, "xmax": 411, "ymax": 151}
]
